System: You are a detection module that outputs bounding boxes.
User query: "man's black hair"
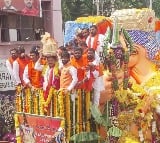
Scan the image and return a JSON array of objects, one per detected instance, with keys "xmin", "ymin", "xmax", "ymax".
[
  {"xmin": 30, "ymin": 45, "xmax": 40, "ymax": 56},
  {"xmin": 17, "ymin": 45, "xmax": 25, "ymax": 54},
  {"xmin": 61, "ymin": 50, "xmax": 70, "ymax": 59}
]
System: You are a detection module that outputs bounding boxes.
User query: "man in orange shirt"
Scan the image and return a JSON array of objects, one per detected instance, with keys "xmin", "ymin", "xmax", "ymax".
[
  {"xmin": 70, "ymin": 47, "xmax": 88, "ymax": 89},
  {"xmin": 23, "ymin": 46, "xmax": 42, "ymax": 89},
  {"xmin": 86, "ymin": 48, "xmax": 104, "ymax": 105},
  {"xmin": 60, "ymin": 50, "xmax": 78, "ymax": 92}
]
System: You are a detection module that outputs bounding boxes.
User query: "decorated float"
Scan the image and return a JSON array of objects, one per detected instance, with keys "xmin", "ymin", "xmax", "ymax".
[{"xmin": 13, "ymin": 8, "xmax": 160, "ymax": 143}]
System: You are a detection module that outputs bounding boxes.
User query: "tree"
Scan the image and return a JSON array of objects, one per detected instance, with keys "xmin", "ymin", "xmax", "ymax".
[
  {"xmin": 62, "ymin": 0, "xmax": 160, "ymax": 22},
  {"xmin": 62, "ymin": 0, "xmax": 96, "ymax": 22},
  {"xmin": 153, "ymin": 0, "xmax": 160, "ymax": 18}
]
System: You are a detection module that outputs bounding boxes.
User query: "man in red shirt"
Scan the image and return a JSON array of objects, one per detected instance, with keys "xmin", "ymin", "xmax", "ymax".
[{"xmin": 22, "ymin": 0, "xmax": 39, "ymax": 16}]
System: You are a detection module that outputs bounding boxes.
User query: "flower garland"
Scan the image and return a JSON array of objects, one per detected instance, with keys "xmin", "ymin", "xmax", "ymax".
[
  {"xmin": 75, "ymin": 16, "xmax": 109, "ymax": 25},
  {"xmin": 39, "ymin": 89, "xmax": 45, "ymax": 115},
  {"xmin": 14, "ymin": 114, "xmax": 21, "ymax": 143},
  {"xmin": 113, "ymin": 71, "xmax": 160, "ymax": 142},
  {"xmin": 58, "ymin": 89, "xmax": 65, "ymax": 127},
  {"xmin": 85, "ymin": 91, "xmax": 91, "ymax": 132},
  {"xmin": 65, "ymin": 91, "xmax": 71, "ymax": 141},
  {"xmin": 15, "ymin": 83, "xmax": 93, "ymax": 141},
  {"xmin": 43, "ymin": 87, "xmax": 55, "ymax": 113},
  {"xmin": 53, "ymin": 90, "xmax": 58, "ymax": 116},
  {"xmin": 75, "ymin": 89, "xmax": 80, "ymax": 133},
  {"xmin": 15, "ymin": 86, "xmax": 21, "ymax": 112}
]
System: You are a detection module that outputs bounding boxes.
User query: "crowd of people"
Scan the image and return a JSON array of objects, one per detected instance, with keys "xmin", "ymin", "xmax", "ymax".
[
  {"xmin": 3, "ymin": 25, "xmax": 105, "ymax": 142},
  {"xmin": 6, "ymin": 25, "xmax": 105, "ymax": 108},
  {"xmin": 3, "ymin": 8, "xmax": 160, "ymax": 143}
]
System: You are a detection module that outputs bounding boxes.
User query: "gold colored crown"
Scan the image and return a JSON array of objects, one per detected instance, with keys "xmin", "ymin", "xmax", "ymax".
[
  {"xmin": 111, "ymin": 8, "xmax": 155, "ymax": 31},
  {"xmin": 41, "ymin": 32, "xmax": 58, "ymax": 56}
]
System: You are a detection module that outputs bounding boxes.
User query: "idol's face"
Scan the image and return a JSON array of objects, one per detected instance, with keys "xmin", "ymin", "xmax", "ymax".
[{"xmin": 119, "ymin": 35, "xmax": 140, "ymax": 68}]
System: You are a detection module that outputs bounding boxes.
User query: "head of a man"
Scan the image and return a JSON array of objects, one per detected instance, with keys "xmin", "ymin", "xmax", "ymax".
[
  {"xmin": 46, "ymin": 55, "xmax": 57, "ymax": 68},
  {"xmin": 30, "ymin": 46, "xmax": 40, "ymax": 63},
  {"xmin": 89, "ymin": 25, "xmax": 98, "ymax": 37},
  {"xmin": 4, "ymin": 0, "xmax": 12, "ymax": 8},
  {"xmin": 10, "ymin": 48, "xmax": 18, "ymax": 60},
  {"xmin": 82, "ymin": 28, "xmax": 89, "ymax": 39},
  {"xmin": 73, "ymin": 47, "xmax": 83, "ymax": 60},
  {"xmin": 17, "ymin": 46, "xmax": 25, "ymax": 59},
  {"xmin": 61, "ymin": 50, "xmax": 70, "ymax": 65},
  {"xmin": 24, "ymin": 0, "xmax": 33, "ymax": 9},
  {"xmin": 87, "ymin": 48, "xmax": 95, "ymax": 62}
]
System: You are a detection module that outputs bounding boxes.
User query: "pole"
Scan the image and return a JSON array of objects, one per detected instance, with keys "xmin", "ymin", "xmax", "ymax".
[
  {"xmin": 93, "ymin": 0, "xmax": 100, "ymax": 15},
  {"xmin": 96, "ymin": 0, "xmax": 100, "ymax": 15},
  {"xmin": 149, "ymin": 0, "xmax": 152, "ymax": 9}
]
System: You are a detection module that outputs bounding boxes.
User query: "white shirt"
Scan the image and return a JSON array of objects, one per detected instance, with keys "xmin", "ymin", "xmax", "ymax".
[
  {"xmin": 86, "ymin": 34, "xmax": 105, "ymax": 55},
  {"xmin": 6, "ymin": 59, "xmax": 14, "ymax": 78},
  {"xmin": 23, "ymin": 65, "xmax": 30, "ymax": 85},
  {"xmin": 34, "ymin": 59, "xmax": 44, "ymax": 71},
  {"xmin": 43, "ymin": 66, "xmax": 52, "ymax": 91},
  {"xmin": 13, "ymin": 60, "xmax": 21, "ymax": 85}
]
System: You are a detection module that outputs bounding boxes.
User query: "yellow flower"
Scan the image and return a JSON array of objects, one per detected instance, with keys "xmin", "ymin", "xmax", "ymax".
[
  {"xmin": 75, "ymin": 16, "xmax": 107, "ymax": 24},
  {"xmin": 124, "ymin": 137, "xmax": 140, "ymax": 143}
]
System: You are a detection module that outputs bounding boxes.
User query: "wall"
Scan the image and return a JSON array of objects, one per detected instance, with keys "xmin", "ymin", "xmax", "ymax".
[{"xmin": 0, "ymin": 0, "xmax": 63, "ymax": 59}]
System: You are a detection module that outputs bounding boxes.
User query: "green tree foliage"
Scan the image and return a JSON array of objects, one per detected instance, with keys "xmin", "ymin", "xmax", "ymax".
[
  {"xmin": 62, "ymin": 0, "xmax": 160, "ymax": 22},
  {"xmin": 153, "ymin": 0, "xmax": 160, "ymax": 18},
  {"xmin": 62, "ymin": 0, "xmax": 96, "ymax": 22}
]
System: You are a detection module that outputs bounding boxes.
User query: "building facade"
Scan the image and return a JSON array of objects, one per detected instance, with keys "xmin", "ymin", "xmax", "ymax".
[{"xmin": 0, "ymin": 0, "xmax": 63, "ymax": 59}]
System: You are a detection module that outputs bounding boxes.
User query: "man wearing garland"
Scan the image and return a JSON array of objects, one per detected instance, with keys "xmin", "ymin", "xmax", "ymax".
[
  {"xmin": 86, "ymin": 48, "xmax": 104, "ymax": 105},
  {"xmin": 34, "ymin": 33, "xmax": 60, "ymax": 115},
  {"xmin": 100, "ymin": 8, "xmax": 160, "ymax": 143},
  {"xmin": 70, "ymin": 47, "xmax": 88, "ymax": 89},
  {"xmin": 60, "ymin": 50, "xmax": 78, "ymax": 93},
  {"xmin": 23, "ymin": 46, "xmax": 42, "ymax": 89}
]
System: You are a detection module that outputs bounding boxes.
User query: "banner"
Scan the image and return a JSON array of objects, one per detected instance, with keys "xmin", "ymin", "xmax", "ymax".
[
  {"xmin": 17, "ymin": 113, "xmax": 62, "ymax": 143},
  {"xmin": 0, "ymin": 59, "xmax": 15, "ymax": 91},
  {"xmin": 0, "ymin": 0, "xmax": 41, "ymax": 17}
]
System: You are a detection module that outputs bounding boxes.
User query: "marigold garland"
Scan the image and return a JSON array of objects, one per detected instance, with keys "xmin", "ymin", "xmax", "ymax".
[
  {"xmin": 14, "ymin": 114, "xmax": 22, "ymax": 143},
  {"xmin": 58, "ymin": 90, "xmax": 65, "ymax": 127},
  {"xmin": 76, "ymin": 90, "xmax": 80, "ymax": 133},
  {"xmin": 39, "ymin": 89, "xmax": 45, "ymax": 115},
  {"xmin": 15, "ymin": 84, "xmax": 93, "ymax": 141},
  {"xmin": 113, "ymin": 71, "xmax": 160, "ymax": 142},
  {"xmin": 85, "ymin": 91, "xmax": 91, "ymax": 132},
  {"xmin": 79, "ymin": 90, "xmax": 83, "ymax": 132},
  {"xmin": 65, "ymin": 91, "xmax": 71, "ymax": 141}
]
